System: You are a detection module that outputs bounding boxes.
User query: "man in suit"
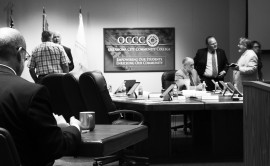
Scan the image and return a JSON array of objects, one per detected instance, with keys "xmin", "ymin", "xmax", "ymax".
[
  {"xmin": 53, "ymin": 31, "xmax": 74, "ymax": 71},
  {"xmin": 175, "ymin": 57, "xmax": 202, "ymax": 90},
  {"xmin": 194, "ymin": 36, "xmax": 229, "ymax": 91},
  {"xmin": 0, "ymin": 27, "xmax": 81, "ymax": 166}
]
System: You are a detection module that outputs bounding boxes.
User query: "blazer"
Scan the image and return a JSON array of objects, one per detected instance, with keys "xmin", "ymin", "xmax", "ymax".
[
  {"xmin": 63, "ymin": 45, "xmax": 74, "ymax": 71},
  {"xmin": 0, "ymin": 65, "xmax": 81, "ymax": 166},
  {"xmin": 175, "ymin": 68, "xmax": 201, "ymax": 90},
  {"xmin": 194, "ymin": 48, "xmax": 229, "ymax": 78},
  {"xmin": 233, "ymin": 50, "xmax": 258, "ymax": 93}
]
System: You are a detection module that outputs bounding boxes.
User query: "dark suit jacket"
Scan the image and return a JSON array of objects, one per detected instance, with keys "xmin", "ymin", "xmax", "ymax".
[
  {"xmin": 0, "ymin": 66, "xmax": 81, "ymax": 166},
  {"xmin": 194, "ymin": 48, "xmax": 229, "ymax": 78},
  {"xmin": 63, "ymin": 45, "xmax": 74, "ymax": 71}
]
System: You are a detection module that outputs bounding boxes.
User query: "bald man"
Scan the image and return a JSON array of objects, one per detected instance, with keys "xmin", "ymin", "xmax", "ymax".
[
  {"xmin": 175, "ymin": 57, "xmax": 202, "ymax": 90},
  {"xmin": 0, "ymin": 27, "xmax": 81, "ymax": 166},
  {"xmin": 53, "ymin": 31, "xmax": 74, "ymax": 71},
  {"xmin": 194, "ymin": 36, "xmax": 229, "ymax": 91}
]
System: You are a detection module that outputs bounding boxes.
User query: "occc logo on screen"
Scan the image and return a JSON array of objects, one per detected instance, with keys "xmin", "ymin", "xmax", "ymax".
[{"xmin": 117, "ymin": 34, "xmax": 159, "ymax": 47}]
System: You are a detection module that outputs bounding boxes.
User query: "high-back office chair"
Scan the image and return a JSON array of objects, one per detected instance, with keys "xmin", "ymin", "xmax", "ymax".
[
  {"xmin": 161, "ymin": 70, "xmax": 190, "ymax": 134},
  {"xmin": 0, "ymin": 127, "xmax": 21, "ymax": 166},
  {"xmin": 62, "ymin": 73, "xmax": 87, "ymax": 119},
  {"xmin": 40, "ymin": 73, "xmax": 72, "ymax": 121},
  {"xmin": 79, "ymin": 71, "xmax": 144, "ymax": 125},
  {"xmin": 161, "ymin": 70, "xmax": 177, "ymax": 91},
  {"xmin": 79, "ymin": 71, "xmax": 148, "ymax": 166}
]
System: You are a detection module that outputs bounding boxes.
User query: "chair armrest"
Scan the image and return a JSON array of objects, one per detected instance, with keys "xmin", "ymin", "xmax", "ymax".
[{"xmin": 108, "ymin": 110, "xmax": 144, "ymax": 125}]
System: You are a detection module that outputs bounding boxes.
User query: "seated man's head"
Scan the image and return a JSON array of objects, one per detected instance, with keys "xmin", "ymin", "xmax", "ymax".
[
  {"xmin": 182, "ymin": 57, "xmax": 194, "ymax": 73},
  {"xmin": 0, "ymin": 27, "xmax": 27, "ymax": 76}
]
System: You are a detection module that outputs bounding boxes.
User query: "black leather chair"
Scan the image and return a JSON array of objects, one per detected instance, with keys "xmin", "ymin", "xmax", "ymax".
[
  {"xmin": 161, "ymin": 70, "xmax": 177, "ymax": 92},
  {"xmin": 79, "ymin": 71, "xmax": 144, "ymax": 125},
  {"xmin": 161, "ymin": 70, "xmax": 190, "ymax": 134},
  {"xmin": 62, "ymin": 73, "xmax": 87, "ymax": 119},
  {"xmin": 40, "ymin": 73, "xmax": 72, "ymax": 122},
  {"xmin": 0, "ymin": 127, "xmax": 21, "ymax": 166},
  {"xmin": 79, "ymin": 71, "xmax": 148, "ymax": 166}
]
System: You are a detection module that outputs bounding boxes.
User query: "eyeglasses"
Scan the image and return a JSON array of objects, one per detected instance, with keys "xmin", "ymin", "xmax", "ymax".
[
  {"xmin": 253, "ymin": 45, "xmax": 261, "ymax": 49},
  {"xmin": 17, "ymin": 47, "xmax": 31, "ymax": 61}
]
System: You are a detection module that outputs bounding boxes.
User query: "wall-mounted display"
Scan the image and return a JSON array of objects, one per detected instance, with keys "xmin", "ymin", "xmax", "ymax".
[{"xmin": 104, "ymin": 28, "xmax": 175, "ymax": 72}]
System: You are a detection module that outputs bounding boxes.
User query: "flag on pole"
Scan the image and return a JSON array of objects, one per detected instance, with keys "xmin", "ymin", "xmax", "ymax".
[
  {"xmin": 73, "ymin": 8, "xmax": 89, "ymax": 73},
  {"xmin": 42, "ymin": 7, "xmax": 49, "ymax": 31},
  {"xmin": 9, "ymin": 7, "xmax": 14, "ymax": 28}
]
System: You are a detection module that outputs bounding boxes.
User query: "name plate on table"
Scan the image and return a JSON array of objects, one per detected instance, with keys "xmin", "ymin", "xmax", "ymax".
[
  {"xmin": 201, "ymin": 95, "xmax": 219, "ymax": 100},
  {"xmin": 182, "ymin": 90, "xmax": 210, "ymax": 98}
]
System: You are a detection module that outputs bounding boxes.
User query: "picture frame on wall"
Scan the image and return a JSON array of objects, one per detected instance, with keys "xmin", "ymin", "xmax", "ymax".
[{"xmin": 104, "ymin": 27, "xmax": 175, "ymax": 72}]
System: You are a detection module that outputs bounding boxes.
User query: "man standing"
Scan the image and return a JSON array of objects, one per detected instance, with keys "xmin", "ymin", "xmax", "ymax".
[
  {"xmin": 53, "ymin": 31, "xmax": 74, "ymax": 71},
  {"xmin": 0, "ymin": 27, "xmax": 81, "ymax": 166},
  {"xmin": 175, "ymin": 57, "xmax": 201, "ymax": 90},
  {"xmin": 194, "ymin": 36, "xmax": 229, "ymax": 91},
  {"xmin": 28, "ymin": 31, "xmax": 69, "ymax": 83}
]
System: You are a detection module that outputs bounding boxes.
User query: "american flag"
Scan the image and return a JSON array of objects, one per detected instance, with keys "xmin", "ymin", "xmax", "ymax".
[{"xmin": 42, "ymin": 7, "xmax": 49, "ymax": 31}]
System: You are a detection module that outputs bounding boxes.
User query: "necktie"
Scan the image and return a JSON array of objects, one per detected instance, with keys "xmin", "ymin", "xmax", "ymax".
[
  {"xmin": 212, "ymin": 52, "xmax": 218, "ymax": 77},
  {"xmin": 189, "ymin": 72, "xmax": 195, "ymax": 86}
]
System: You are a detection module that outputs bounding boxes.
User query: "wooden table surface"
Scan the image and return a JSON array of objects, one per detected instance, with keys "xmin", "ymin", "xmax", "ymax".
[{"xmin": 78, "ymin": 125, "xmax": 148, "ymax": 157}]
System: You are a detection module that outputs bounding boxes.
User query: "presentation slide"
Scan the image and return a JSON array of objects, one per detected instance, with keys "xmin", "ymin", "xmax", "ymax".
[{"xmin": 104, "ymin": 28, "xmax": 175, "ymax": 72}]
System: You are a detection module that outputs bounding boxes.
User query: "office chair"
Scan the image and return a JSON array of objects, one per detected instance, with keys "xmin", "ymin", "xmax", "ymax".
[
  {"xmin": 79, "ymin": 71, "xmax": 149, "ymax": 166},
  {"xmin": 40, "ymin": 73, "xmax": 73, "ymax": 121},
  {"xmin": 62, "ymin": 73, "xmax": 87, "ymax": 119},
  {"xmin": 0, "ymin": 127, "xmax": 21, "ymax": 166},
  {"xmin": 79, "ymin": 71, "xmax": 144, "ymax": 125},
  {"xmin": 161, "ymin": 70, "xmax": 177, "ymax": 92},
  {"xmin": 161, "ymin": 70, "xmax": 190, "ymax": 134}
]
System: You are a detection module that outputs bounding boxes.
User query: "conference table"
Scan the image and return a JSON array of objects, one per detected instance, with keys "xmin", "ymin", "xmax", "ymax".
[
  {"xmin": 78, "ymin": 125, "xmax": 148, "ymax": 157},
  {"xmin": 112, "ymin": 93, "xmax": 243, "ymax": 161}
]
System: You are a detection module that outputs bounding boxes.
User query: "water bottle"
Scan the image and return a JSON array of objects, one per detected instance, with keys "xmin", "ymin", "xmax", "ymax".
[
  {"xmin": 138, "ymin": 86, "xmax": 143, "ymax": 97},
  {"xmin": 172, "ymin": 85, "xmax": 178, "ymax": 100},
  {"xmin": 121, "ymin": 83, "xmax": 126, "ymax": 96},
  {"xmin": 202, "ymin": 81, "xmax": 206, "ymax": 91}
]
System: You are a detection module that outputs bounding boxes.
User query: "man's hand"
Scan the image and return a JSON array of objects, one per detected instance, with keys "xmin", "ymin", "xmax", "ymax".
[
  {"xmin": 218, "ymin": 70, "xmax": 226, "ymax": 78},
  {"xmin": 53, "ymin": 113, "xmax": 69, "ymax": 128},
  {"xmin": 69, "ymin": 116, "xmax": 81, "ymax": 131}
]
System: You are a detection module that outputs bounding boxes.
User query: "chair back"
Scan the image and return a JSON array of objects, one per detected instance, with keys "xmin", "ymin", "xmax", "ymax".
[
  {"xmin": 79, "ymin": 71, "xmax": 114, "ymax": 124},
  {"xmin": 161, "ymin": 70, "xmax": 177, "ymax": 89},
  {"xmin": 0, "ymin": 127, "xmax": 21, "ymax": 166},
  {"xmin": 62, "ymin": 73, "xmax": 87, "ymax": 119},
  {"xmin": 40, "ymin": 73, "xmax": 72, "ymax": 121}
]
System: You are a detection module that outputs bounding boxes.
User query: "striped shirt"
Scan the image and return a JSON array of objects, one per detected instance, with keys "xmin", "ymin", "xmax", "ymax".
[{"xmin": 28, "ymin": 42, "xmax": 69, "ymax": 75}]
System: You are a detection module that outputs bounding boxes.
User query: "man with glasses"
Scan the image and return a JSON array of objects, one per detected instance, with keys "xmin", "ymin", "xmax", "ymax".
[
  {"xmin": 194, "ymin": 36, "xmax": 229, "ymax": 91},
  {"xmin": 0, "ymin": 27, "xmax": 81, "ymax": 166},
  {"xmin": 251, "ymin": 40, "xmax": 263, "ymax": 81},
  {"xmin": 28, "ymin": 30, "xmax": 69, "ymax": 83},
  {"xmin": 175, "ymin": 57, "xmax": 202, "ymax": 90}
]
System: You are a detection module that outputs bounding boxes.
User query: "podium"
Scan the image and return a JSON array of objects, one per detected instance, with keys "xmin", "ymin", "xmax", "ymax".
[{"xmin": 243, "ymin": 81, "xmax": 270, "ymax": 166}]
